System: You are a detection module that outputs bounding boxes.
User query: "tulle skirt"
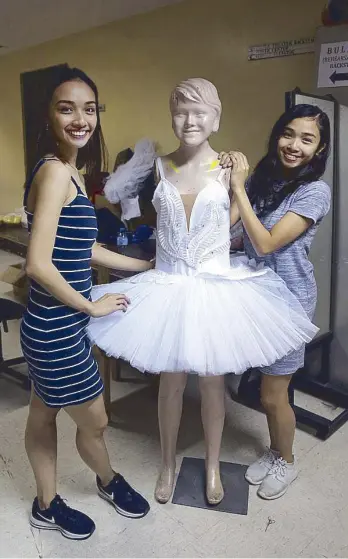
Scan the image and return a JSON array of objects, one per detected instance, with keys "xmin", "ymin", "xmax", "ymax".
[{"xmin": 87, "ymin": 256, "xmax": 318, "ymax": 376}]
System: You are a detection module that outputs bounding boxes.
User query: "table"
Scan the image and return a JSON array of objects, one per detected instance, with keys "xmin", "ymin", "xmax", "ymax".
[
  {"xmin": 0, "ymin": 225, "xmax": 28, "ymax": 258},
  {"xmin": 0, "ymin": 224, "xmax": 156, "ymax": 275}
]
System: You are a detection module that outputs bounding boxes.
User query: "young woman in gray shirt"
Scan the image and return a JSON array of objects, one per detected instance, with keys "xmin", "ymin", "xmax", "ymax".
[{"xmin": 220, "ymin": 103, "xmax": 331, "ymax": 500}]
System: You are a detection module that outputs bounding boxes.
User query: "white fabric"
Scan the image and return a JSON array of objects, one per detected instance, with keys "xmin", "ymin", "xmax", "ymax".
[
  {"xmin": 88, "ymin": 158, "xmax": 318, "ymax": 376},
  {"xmin": 104, "ymin": 139, "xmax": 156, "ymax": 204},
  {"xmin": 120, "ymin": 197, "xmax": 141, "ymax": 221}
]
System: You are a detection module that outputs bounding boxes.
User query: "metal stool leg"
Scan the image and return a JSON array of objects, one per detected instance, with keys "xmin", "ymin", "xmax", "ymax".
[{"xmin": 0, "ymin": 322, "xmax": 28, "ymax": 388}]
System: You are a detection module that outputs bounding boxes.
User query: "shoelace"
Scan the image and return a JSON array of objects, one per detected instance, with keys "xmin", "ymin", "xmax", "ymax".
[
  {"xmin": 268, "ymin": 457, "xmax": 287, "ymax": 480},
  {"xmin": 110, "ymin": 475, "xmax": 137, "ymax": 499},
  {"xmin": 260, "ymin": 447, "xmax": 276, "ymax": 466},
  {"xmin": 52, "ymin": 496, "xmax": 81, "ymax": 524}
]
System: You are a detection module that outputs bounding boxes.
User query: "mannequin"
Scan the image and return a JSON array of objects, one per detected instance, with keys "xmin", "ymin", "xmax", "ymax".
[
  {"xmin": 88, "ymin": 79, "xmax": 318, "ymax": 506},
  {"xmin": 154, "ymin": 79, "xmax": 227, "ymax": 504}
]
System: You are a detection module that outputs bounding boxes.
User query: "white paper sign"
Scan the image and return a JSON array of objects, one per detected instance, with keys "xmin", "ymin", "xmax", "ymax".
[
  {"xmin": 318, "ymin": 41, "xmax": 348, "ymax": 88},
  {"xmin": 248, "ymin": 38, "xmax": 314, "ymax": 61}
]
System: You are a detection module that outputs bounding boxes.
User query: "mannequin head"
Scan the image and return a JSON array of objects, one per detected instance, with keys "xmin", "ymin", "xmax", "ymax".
[{"xmin": 170, "ymin": 78, "xmax": 221, "ymax": 147}]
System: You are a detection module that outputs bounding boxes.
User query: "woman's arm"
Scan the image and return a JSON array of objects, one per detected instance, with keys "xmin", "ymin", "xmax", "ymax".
[
  {"xmin": 230, "ymin": 200, "xmax": 241, "ymax": 227},
  {"xmin": 91, "ymin": 244, "xmax": 153, "ymax": 272},
  {"xmin": 218, "ymin": 153, "xmax": 240, "ymax": 227},
  {"xmin": 25, "ymin": 161, "xmax": 129, "ymax": 317},
  {"xmin": 228, "ymin": 152, "xmax": 312, "ymax": 256},
  {"xmin": 233, "ymin": 187, "xmax": 311, "ymax": 255}
]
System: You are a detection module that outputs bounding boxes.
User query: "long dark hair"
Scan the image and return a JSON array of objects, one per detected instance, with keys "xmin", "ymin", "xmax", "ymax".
[
  {"xmin": 248, "ymin": 104, "xmax": 330, "ymax": 216},
  {"xmin": 32, "ymin": 65, "xmax": 108, "ymax": 178}
]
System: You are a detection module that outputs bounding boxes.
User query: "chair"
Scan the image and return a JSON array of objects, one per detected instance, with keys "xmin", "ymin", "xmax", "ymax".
[{"xmin": 0, "ymin": 298, "xmax": 29, "ymax": 389}]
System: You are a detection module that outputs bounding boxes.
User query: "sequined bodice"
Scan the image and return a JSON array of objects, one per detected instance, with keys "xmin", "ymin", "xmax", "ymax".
[{"xmin": 152, "ymin": 159, "xmax": 231, "ymax": 275}]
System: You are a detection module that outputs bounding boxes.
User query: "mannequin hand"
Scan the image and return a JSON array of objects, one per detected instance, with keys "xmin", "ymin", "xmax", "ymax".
[
  {"xmin": 88, "ymin": 294, "xmax": 130, "ymax": 317},
  {"xmin": 219, "ymin": 151, "xmax": 249, "ymax": 192}
]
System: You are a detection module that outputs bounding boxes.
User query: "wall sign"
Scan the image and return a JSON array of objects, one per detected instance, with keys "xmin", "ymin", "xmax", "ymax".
[
  {"xmin": 318, "ymin": 41, "xmax": 348, "ymax": 88},
  {"xmin": 248, "ymin": 37, "xmax": 314, "ymax": 61}
]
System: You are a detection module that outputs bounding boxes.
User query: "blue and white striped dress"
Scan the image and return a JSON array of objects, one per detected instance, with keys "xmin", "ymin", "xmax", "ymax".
[{"xmin": 20, "ymin": 158, "xmax": 104, "ymax": 407}]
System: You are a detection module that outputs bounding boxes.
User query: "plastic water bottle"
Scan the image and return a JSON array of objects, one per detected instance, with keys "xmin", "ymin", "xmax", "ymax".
[{"xmin": 116, "ymin": 228, "xmax": 129, "ymax": 251}]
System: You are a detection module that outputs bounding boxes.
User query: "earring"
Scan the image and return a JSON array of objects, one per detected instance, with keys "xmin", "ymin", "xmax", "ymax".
[{"xmin": 45, "ymin": 123, "xmax": 49, "ymax": 131}]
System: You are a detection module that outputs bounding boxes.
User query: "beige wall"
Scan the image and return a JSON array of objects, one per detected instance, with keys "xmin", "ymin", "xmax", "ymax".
[{"xmin": 0, "ymin": 0, "xmax": 321, "ymax": 213}]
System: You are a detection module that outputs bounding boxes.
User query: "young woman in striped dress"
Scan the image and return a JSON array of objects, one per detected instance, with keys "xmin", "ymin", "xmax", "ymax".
[{"xmin": 21, "ymin": 66, "xmax": 152, "ymax": 540}]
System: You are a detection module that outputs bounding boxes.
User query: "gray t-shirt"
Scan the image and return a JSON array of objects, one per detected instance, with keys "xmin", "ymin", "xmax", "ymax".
[{"xmin": 243, "ymin": 180, "xmax": 331, "ymax": 318}]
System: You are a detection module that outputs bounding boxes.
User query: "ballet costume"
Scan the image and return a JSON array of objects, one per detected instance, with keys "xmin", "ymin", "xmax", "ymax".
[{"xmin": 87, "ymin": 158, "xmax": 318, "ymax": 375}]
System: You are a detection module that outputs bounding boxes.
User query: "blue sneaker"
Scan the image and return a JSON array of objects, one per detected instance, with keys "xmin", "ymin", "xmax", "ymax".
[
  {"xmin": 30, "ymin": 495, "xmax": 95, "ymax": 540},
  {"xmin": 97, "ymin": 474, "xmax": 150, "ymax": 518}
]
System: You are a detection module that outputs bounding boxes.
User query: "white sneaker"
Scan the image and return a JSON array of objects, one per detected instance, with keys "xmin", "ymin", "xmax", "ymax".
[
  {"xmin": 257, "ymin": 457, "xmax": 298, "ymax": 500},
  {"xmin": 245, "ymin": 448, "xmax": 280, "ymax": 485}
]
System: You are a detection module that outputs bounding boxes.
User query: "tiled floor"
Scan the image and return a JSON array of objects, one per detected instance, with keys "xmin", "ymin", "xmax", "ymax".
[{"xmin": 1, "ymin": 249, "xmax": 348, "ymax": 558}]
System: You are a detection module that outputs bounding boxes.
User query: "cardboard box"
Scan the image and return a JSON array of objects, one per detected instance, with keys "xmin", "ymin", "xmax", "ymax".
[{"xmin": 0, "ymin": 263, "xmax": 28, "ymax": 304}]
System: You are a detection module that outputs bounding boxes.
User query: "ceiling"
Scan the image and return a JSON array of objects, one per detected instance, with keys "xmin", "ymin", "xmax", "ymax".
[{"xmin": 0, "ymin": 0, "xmax": 183, "ymax": 55}]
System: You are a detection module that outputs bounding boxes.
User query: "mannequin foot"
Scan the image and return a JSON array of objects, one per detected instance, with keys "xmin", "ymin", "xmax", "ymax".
[
  {"xmin": 205, "ymin": 463, "xmax": 224, "ymax": 505},
  {"xmin": 155, "ymin": 464, "xmax": 175, "ymax": 504}
]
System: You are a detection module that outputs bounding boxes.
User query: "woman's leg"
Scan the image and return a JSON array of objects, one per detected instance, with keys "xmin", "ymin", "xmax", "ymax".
[
  {"xmin": 25, "ymin": 389, "xmax": 60, "ymax": 509},
  {"xmin": 26, "ymin": 391, "xmax": 99, "ymax": 539},
  {"xmin": 199, "ymin": 375, "xmax": 225, "ymax": 505},
  {"xmin": 260, "ymin": 374, "xmax": 295, "ymax": 463},
  {"xmin": 66, "ymin": 394, "xmax": 149, "ymax": 518},
  {"xmin": 65, "ymin": 394, "xmax": 113, "ymax": 485},
  {"xmin": 256, "ymin": 373, "xmax": 298, "ymax": 499},
  {"xmin": 155, "ymin": 372, "xmax": 188, "ymax": 503}
]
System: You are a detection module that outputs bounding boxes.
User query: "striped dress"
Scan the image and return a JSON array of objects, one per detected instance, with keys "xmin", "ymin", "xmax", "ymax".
[{"xmin": 20, "ymin": 158, "xmax": 104, "ymax": 407}]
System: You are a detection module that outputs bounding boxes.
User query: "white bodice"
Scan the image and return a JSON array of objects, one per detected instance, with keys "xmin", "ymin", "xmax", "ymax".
[{"xmin": 152, "ymin": 158, "xmax": 231, "ymax": 276}]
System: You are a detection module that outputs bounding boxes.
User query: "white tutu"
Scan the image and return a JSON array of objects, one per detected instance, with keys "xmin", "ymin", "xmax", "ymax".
[
  {"xmin": 87, "ymin": 158, "xmax": 318, "ymax": 376},
  {"xmin": 87, "ymin": 257, "xmax": 318, "ymax": 376}
]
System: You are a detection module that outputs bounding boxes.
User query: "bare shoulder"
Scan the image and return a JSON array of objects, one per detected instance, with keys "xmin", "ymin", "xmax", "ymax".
[
  {"xmin": 160, "ymin": 153, "xmax": 176, "ymax": 172},
  {"xmin": 29, "ymin": 159, "xmax": 71, "ymax": 211},
  {"xmin": 162, "ymin": 152, "xmax": 176, "ymax": 163},
  {"xmin": 154, "ymin": 153, "xmax": 173, "ymax": 182},
  {"xmin": 33, "ymin": 158, "xmax": 71, "ymax": 185}
]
